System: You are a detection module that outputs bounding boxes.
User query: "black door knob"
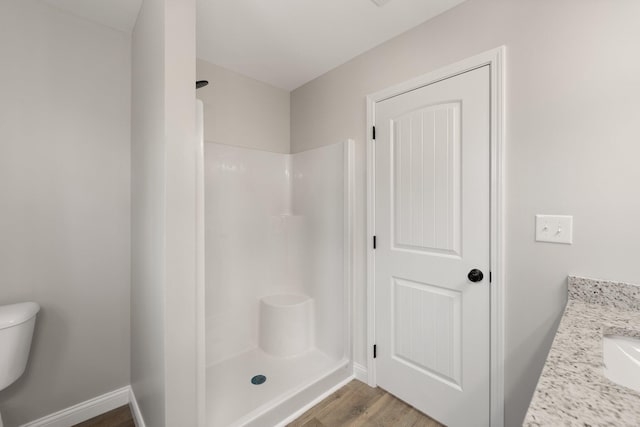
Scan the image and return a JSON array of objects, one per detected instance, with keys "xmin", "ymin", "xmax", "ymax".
[{"xmin": 468, "ymin": 269, "xmax": 484, "ymax": 283}]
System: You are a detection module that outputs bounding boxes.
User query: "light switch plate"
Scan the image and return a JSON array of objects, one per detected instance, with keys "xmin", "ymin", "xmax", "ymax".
[{"xmin": 535, "ymin": 215, "xmax": 573, "ymax": 244}]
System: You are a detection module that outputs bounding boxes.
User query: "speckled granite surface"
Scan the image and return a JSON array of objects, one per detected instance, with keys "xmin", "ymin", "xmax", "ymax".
[{"xmin": 524, "ymin": 276, "xmax": 640, "ymax": 426}]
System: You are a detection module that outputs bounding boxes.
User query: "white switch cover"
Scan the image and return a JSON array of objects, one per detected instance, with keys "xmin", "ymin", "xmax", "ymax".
[{"xmin": 535, "ymin": 215, "xmax": 573, "ymax": 244}]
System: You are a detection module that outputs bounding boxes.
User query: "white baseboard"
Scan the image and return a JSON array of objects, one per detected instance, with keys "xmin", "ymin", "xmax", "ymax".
[
  {"xmin": 20, "ymin": 386, "xmax": 130, "ymax": 427},
  {"xmin": 353, "ymin": 362, "xmax": 368, "ymax": 383},
  {"xmin": 128, "ymin": 387, "xmax": 146, "ymax": 427}
]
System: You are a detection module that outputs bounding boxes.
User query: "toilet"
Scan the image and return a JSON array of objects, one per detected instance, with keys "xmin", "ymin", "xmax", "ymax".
[{"xmin": 0, "ymin": 302, "xmax": 40, "ymax": 427}]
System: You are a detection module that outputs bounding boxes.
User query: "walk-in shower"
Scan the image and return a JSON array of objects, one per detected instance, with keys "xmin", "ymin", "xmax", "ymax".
[{"xmin": 199, "ymin": 116, "xmax": 353, "ymax": 426}]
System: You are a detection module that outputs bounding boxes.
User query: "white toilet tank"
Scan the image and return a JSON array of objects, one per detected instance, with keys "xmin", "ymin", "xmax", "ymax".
[{"xmin": 0, "ymin": 302, "xmax": 39, "ymax": 391}]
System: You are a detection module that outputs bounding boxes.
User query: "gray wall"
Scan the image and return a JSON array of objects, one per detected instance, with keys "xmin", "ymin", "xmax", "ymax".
[
  {"xmin": 0, "ymin": 0, "xmax": 131, "ymax": 425},
  {"xmin": 290, "ymin": 0, "xmax": 640, "ymax": 424},
  {"xmin": 131, "ymin": 0, "xmax": 199, "ymax": 425},
  {"xmin": 131, "ymin": 0, "xmax": 166, "ymax": 425},
  {"xmin": 196, "ymin": 59, "xmax": 291, "ymax": 153},
  {"xmin": 163, "ymin": 0, "xmax": 199, "ymax": 424}
]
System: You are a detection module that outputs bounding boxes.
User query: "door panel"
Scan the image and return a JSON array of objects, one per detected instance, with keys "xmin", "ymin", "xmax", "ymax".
[
  {"xmin": 392, "ymin": 276, "xmax": 462, "ymax": 388},
  {"xmin": 392, "ymin": 102, "xmax": 461, "ymax": 256},
  {"xmin": 375, "ymin": 66, "xmax": 490, "ymax": 427}
]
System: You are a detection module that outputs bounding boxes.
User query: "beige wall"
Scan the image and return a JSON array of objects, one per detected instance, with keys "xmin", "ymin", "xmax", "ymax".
[
  {"xmin": 290, "ymin": 0, "xmax": 640, "ymax": 424},
  {"xmin": 197, "ymin": 59, "xmax": 290, "ymax": 153},
  {"xmin": 131, "ymin": 0, "xmax": 199, "ymax": 425},
  {"xmin": 0, "ymin": 0, "xmax": 131, "ymax": 425}
]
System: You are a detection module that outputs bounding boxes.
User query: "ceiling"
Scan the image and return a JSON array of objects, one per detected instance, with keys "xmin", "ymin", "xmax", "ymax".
[
  {"xmin": 196, "ymin": 0, "xmax": 467, "ymax": 90},
  {"xmin": 41, "ymin": 0, "xmax": 142, "ymax": 32},
  {"xmin": 40, "ymin": 0, "xmax": 467, "ymax": 91}
]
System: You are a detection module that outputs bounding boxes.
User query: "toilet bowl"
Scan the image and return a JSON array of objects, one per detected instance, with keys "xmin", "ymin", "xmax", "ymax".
[{"xmin": 0, "ymin": 302, "xmax": 40, "ymax": 427}]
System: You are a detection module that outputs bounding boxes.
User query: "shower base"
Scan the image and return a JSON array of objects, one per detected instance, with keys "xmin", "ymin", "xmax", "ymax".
[{"xmin": 206, "ymin": 348, "xmax": 349, "ymax": 427}]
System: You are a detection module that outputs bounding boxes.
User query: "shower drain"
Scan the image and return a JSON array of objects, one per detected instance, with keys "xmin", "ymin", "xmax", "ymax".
[{"xmin": 251, "ymin": 374, "xmax": 267, "ymax": 385}]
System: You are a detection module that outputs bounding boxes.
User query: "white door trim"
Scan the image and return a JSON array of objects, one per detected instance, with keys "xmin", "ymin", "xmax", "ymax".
[
  {"xmin": 366, "ymin": 46, "xmax": 506, "ymax": 427},
  {"xmin": 344, "ymin": 139, "xmax": 356, "ymax": 368}
]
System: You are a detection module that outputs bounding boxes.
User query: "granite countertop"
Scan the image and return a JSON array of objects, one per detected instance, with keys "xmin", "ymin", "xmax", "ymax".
[{"xmin": 524, "ymin": 276, "xmax": 640, "ymax": 426}]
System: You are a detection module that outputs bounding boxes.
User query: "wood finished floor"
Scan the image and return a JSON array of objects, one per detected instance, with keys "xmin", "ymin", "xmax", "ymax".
[
  {"xmin": 74, "ymin": 380, "xmax": 442, "ymax": 427},
  {"xmin": 287, "ymin": 380, "xmax": 443, "ymax": 427},
  {"xmin": 72, "ymin": 405, "xmax": 134, "ymax": 427}
]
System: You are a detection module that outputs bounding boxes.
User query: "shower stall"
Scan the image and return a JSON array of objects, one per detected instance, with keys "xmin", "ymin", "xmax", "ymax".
[{"xmin": 199, "ymin": 103, "xmax": 353, "ymax": 426}]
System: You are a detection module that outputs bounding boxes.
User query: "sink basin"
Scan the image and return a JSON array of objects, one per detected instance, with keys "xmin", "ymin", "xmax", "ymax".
[{"xmin": 603, "ymin": 335, "xmax": 640, "ymax": 392}]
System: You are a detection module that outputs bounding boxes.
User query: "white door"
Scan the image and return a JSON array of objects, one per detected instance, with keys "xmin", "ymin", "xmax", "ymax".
[{"xmin": 374, "ymin": 66, "xmax": 491, "ymax": 427}]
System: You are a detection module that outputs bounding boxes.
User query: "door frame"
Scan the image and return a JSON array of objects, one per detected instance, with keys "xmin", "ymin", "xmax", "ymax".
[{"xmin": 365, "ymin": 47, "xmax": 506, "ymax": 427}]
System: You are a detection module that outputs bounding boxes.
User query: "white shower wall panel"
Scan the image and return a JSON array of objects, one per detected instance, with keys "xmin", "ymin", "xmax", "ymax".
[
  {"xmin": 205, "ymin": 141, "xmax": 347, "ymax": 367},
  {"xmin": 292, "ymin": 143, "xmax": 346, "ymax": 361},
  {"xmin": 205, "ymin": 143, "xmax": 298, "ymax": 365}
]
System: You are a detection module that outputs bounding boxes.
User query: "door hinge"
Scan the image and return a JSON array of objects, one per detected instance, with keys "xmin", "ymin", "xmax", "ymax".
[
  {"xmin": 373, "ymin": 235, "xmax": 376, "ymax": 249},
  {"xmin": 489, "ymin": 271, "xmax": 492, "ymax": 283},
  {"xmin": 372, "ymin": 126, "xmax": 376, "ymax": 140},
  {"xmin": 373, "ymin": 344, "xmax": 377, "ymax": 358}
]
